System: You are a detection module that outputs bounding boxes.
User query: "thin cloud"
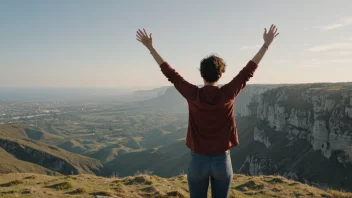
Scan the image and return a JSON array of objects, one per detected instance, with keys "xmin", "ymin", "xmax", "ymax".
[
  {"xmin": 319, "ymin": 16, "xmax": 352, "ymax": 31},
  {"xmin": 240, "ymin": 45, "xmax": 261, "ymax": 50},
  {"xmin": 339, "ymin": 51, "xmax": 352, "ymax": 55},
  {"xmin": 305, "ymin": 42, "xmax": 352, "ymax": 52},
  {"xmin": 320, "ymin": 59, "xmax": 352, "ymax": 64},
  {"xmin": 298, "ymin": 58, "xmax": 352, "ymax": 68},
  {"xmin": 321, "ymin": 24, "xmax": 344, "ymax": 30},
  {"xmin": 298, "ymin": 64, "xmax": 319, "ymax": 68},
  {"xmin": 275, "ymin": 59, "xmax": 294, "ymax": 64}
]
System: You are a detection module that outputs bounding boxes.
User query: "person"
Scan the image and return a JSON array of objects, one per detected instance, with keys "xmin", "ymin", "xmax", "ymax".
[{"xmin": 136, "ymin": 25, "xmax": 279, "ymax": 198}]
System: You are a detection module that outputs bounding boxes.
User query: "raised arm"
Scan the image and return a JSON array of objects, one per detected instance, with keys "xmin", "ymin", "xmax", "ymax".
[
  {"xmin": 221, "ymin": 25, "xmax": 279, "ymax": 99},
  {"xmin": 252, "ymin": 24, "xmax": 279, "ymax": 64},
  {"xmin": 136, "ymin": 29, "xmax": 165, "ymax": 65},
  {"xmin": 136, "ymin": 29, "xmax": 198, "ymax": 101}
]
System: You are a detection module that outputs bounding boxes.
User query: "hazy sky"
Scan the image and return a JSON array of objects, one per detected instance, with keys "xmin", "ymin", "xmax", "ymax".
[{"xmin": 1, "ymin": 1, "xmax": 352, "ymax": 90}]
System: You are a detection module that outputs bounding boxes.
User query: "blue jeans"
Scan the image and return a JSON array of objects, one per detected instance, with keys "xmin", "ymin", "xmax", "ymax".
[{"xmin": 187, "ymin": 150, "xmax": 233, "ymax": 198}]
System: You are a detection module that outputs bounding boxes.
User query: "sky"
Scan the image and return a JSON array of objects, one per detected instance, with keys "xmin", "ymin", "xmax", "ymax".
[{"xmin": 0, "ymin": 0, "xmax": 352, "ymax": 90}]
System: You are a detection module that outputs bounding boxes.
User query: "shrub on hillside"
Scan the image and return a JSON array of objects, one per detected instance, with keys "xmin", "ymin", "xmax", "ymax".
[
  {"xmin": 23, "ymin": 175, "xmax": 36, "ymax": 180},
  {"xmin": 91, "ymin": 190, "xmax": 115, "ymax": 197},
  {"xmin": 67, "ymin": 187, "xmax": 87, "ymax": 194},
  {"xmin": 235, "ymin": 180, "xmax": 264, "ymax": 191},
  {"xmin": 0, "ymin": 180, "xmax": 23, "ymax": 187},
  {"xmin": 48, "ymin": 182, "xmax": 73, "ymax": 190}
]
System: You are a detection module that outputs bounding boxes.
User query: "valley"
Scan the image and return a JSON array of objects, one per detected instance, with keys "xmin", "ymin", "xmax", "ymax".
[{"xmin": 0, "ymin": 82, "xmax": 352, "ymax": 195}]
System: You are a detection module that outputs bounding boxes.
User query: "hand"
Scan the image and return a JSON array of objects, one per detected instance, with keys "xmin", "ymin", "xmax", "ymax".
[
  {"xmin": 263, "ymin": 24, "xmax": 279, "ymax": 46},
  {"xmin": 136, "ymin": 28, "xmax": 153, "ymax": 50}
]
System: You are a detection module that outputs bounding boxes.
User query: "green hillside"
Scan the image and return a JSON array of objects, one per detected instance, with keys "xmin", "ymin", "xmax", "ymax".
[
  {"xmin": 0, "ymin": 124, "xmax": 27, "ymax": 139},
  {"xmin": 87, "ymin": 143, "xmax": 132, "ymax": 163},
  {"xmin": 104, "ymin": 139, "xmax": 189, "ymax": 177},
  {"xmin": 24, "ymin": 128, "xmax": 63, "ymax": 143},
  {"xmin": 57, "ymin": 139, "xmax": 87, "ymax": 154},
  {"xmin": 0, "ymin": 148, "xmax": 55, "ymax": 175},
  {"xmin": 0, "ymin": 124, "xmax": 104, "ymax": 175},
  {"xmin": 140, "ymin": 128, "xmax": 186, "ymax": 149}
]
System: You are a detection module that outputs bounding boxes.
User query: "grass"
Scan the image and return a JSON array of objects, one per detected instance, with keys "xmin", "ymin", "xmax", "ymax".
[
  {"xmin": 0, "ymin": 173, "xmax": 351, "ymax": 198},
  {"xmin": 327, "ymin": 189, "xmax": 352, "ymax": 198},
  {"xmin": 47, "ymin": 181, "xmax": 73, "ymax": 190},
  {"xmin": 90, "ymin": 189, "xmax": 115, "ymax": 196},
  {"xmin": 124, "ymin": 175, "xmax": 154, "ymax": 185},
  {"xmin": 0, "ymin": 180, "xmax": 23, "ymax": 187},
  {"xmin": 235, "ymin": 180, "xmax": 265, "ymax": 191},
  {"xmin": 266, "ymin": 177, "xmax": 285, "ymax": 184},
  {"xmin": 167, "ymin": 190, "xmax": 187, "ymax": 197},
  {"xmin": 67, "ymin": 187, "xmax": 88, "ymax": 194},
  {"xmin": 23, "ymin": 175, "xmax": 36, "ymax": 180}
]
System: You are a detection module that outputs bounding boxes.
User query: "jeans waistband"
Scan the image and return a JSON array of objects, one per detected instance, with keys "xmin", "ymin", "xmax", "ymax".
[{"xmin": 191, "ymin": 150, "xmax": 230, "ymax": 156}]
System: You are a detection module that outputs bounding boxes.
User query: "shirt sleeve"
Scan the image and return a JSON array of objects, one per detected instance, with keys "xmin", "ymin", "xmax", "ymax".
[
  {"xmin": 160, "ymin": 62, "xmax": 198, "ymax": 101},
  {"xmin": 220, "ymin": 61, "xmax": 258, "ymax": 99}
]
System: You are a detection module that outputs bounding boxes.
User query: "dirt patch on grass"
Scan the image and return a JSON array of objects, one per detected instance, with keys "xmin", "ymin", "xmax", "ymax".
[
  {"xmin": 47, "ymin": 181, "xmax": 73, "ymax": 190},
  {"xmin": 235, "ymin": 180, "xmax": 265, "ymax": 191},
  {"xmin": 124, "ymin": 175, "xmax": 153, "ymax": 185},
  {"xmin": 140, "ymin": 186, "xmax": 158, "ymax": 193},
  {"xmin": 91, "ymin": 190, "xmax": 115, "ymax": 197},
  {"xmin": 23, "ymin": 175, "xmax": 36, "ymax": 180},
  {"xmin": 67, "ymin": 187, "xmax": 87, "ymax": 194},
  {"xmin": 267, "ymin": 177, "xmax": 286, "ymax": 184},
  {"xmin": 167, "ymin": 190, "xmax": 186, "ymax": 197}
]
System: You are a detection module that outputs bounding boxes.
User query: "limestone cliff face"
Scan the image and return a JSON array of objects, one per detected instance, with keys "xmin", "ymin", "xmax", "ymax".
[
  {"xmin": 239, "ymin": 153, "xmax": 276, "ymax": 175},
  {"xmin": 234, "ymin": 85, "xmax": 280, "ymax": 116},
  {"xmin": 253, "ymin": 127, "xmax": 271, "ymax": 147},
  {"xmin": 254, "ymin": 84, "xmax": 352, "ymax": 162},
  {"xmin": 234, "ymin": 83, "xmax": 352, "ymax": 190}
]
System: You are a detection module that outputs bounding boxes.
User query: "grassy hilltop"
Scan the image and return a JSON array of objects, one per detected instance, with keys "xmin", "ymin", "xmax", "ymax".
[{"xmin": 0, "ymin": 173, "xmax": 351, "ymax": 198}]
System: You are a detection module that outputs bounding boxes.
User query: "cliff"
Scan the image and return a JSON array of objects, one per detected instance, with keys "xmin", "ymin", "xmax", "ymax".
[
  {"xmin": 255, "ymin": 83, "xmax": 352, "ymax": 163},
  {"xmin": 238, "ymin": 83, "xmax": 352, "ymax": 190}
]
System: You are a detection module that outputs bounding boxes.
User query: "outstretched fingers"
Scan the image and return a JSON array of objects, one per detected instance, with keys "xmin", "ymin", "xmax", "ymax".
[
  {"xmin": 137, "ymin": 30, "xmax": 145, "ymax": 37},
  {"xmin": 268, "ymin": 24, "xmax": 279, "ymax": 37},
  {"xmin": 143, "ymin": 28, "xmax": 148, "ymax": 37},
  {"xmin": 272, "ymin": 26, "xmax": 277, "ymax": 34},
  {"xmin": 136, "ymin": 33, "xmax": 143, "ymax": 41},
  {"xmin": 273, "ymin": 26, "xmax": 278, "ymax": 34},
  {"xmin": 136, "ymin": 28, "xmax": 153, "ymax": 46}
]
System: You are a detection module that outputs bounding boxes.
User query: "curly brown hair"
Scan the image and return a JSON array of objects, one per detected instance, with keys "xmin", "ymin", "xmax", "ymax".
[{"xmin": 200, "ymin": 55, "xmax": 226, "ymax": 83}]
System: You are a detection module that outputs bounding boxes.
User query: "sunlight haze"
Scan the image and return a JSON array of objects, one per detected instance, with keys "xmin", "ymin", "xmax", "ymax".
[{"xmin": 1, "ymin": 0, "xmax": 351, "ymax": 90}]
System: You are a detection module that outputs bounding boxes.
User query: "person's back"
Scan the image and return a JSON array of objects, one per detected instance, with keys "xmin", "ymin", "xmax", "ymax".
[
  {"xmin": 188, "ymin": 85, "xmax": 237, "ymax": 154},
  {"xmin": 186, "ymin": 58, "xmax": 258, "ymax": 155},
  {"xmin": 188, "ymin": 86, "xmax": 239, "ymax": 154},
  {"xmin": 136, "ymin": 25, "xmax": 279, "ymax": 198}
]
